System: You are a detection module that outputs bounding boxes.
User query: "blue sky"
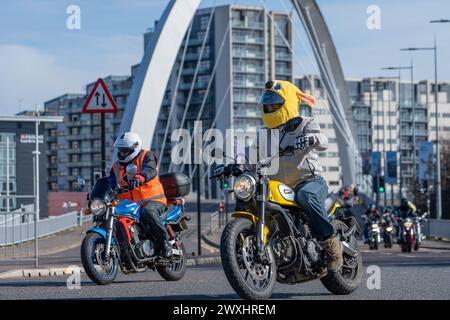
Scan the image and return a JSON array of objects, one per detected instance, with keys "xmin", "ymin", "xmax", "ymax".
[{"xmin": 0, "ymin": 0, "xmax": 449, "ymax": 115}]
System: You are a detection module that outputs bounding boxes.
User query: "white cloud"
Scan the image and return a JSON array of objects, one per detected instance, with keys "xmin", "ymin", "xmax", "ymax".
[{"xmin": 0, "ymin": 34, "xmax": 142, "ymax": 115}]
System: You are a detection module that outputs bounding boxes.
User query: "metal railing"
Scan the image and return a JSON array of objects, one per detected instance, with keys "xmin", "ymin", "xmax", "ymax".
[
  {"xmin": 426, "ymin": 219, "xmax": 450, "ymax": 238},
  {"xmin": 0, "ymin": 208, "xmax": 90, "ymax": 263},
  {"xmin": 209, "ymin": 211, "xmax": 219, "ymax": 234}
]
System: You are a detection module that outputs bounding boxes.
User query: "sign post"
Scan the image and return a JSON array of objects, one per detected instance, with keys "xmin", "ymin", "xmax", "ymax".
[{"xmin": 82, "ymin": 79, "xmax": 118, "ymax": 177}]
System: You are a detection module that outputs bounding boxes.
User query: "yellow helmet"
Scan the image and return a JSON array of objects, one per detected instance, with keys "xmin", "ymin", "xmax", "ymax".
[{"xmin": 258, "ymin": 80, "xmax": 316, "ymax": 129}]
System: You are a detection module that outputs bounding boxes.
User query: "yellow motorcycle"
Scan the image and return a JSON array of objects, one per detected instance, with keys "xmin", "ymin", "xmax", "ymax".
[{"xmin": 212, "ymin": 153, "xmax": 363, "ymax": 300}]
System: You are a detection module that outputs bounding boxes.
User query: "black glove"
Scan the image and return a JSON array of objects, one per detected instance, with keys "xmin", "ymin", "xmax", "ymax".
[
  {"xmin": 295, "ymin": 135, "xmax": 315, "ymax": 151},
  {"xmin": 131, "ymin": 175, "xmax": 145, "ymax": 189}
]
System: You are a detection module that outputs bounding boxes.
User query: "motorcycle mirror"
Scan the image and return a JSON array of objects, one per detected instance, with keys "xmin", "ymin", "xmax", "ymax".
[
  {"xmin": 125, "ymin": 164, "xmax": 137, "ymax": 179},
  {"xmin": 344, "ymin": 203, "xmax": 353, "ymax": 209},
  {"xmin": 77, "ymin": 177, "xmax": 86, "ymax": 188}
]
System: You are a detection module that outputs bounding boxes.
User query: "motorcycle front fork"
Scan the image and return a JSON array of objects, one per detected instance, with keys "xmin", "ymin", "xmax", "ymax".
[
  {"xmin": 104, "ymin": 216, "xmax": 115, "ymax": 259},
  {"xmin": 256, "ymin": 179, "xmax": 267, "ymax": 260}
]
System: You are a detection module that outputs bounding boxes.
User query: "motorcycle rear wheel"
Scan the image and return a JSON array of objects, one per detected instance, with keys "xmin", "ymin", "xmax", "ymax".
[
  {"xmin": 156, "ymin": 243, "xmax": 187, "ymax": 281},
  {"xmin": 220, "ymin": 218, "xmax": 277, "ymax": 300},
  {"xmin": 321, "ymin": 220, "xmax": 363, "ymax": 295}
]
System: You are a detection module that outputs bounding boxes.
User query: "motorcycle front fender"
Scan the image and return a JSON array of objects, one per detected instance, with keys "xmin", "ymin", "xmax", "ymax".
[
  {"xmin": 86, "ymin": 227, "xmax": 117, "ymax": 245},
  {"xmin": 231, "ymin": 211, "xmax": 269, "ymax": 245}
]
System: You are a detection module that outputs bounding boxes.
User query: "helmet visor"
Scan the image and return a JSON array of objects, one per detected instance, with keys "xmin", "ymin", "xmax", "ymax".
[
  {"xmin": 117, "ymin": 147, "xmax": 134, "ymax": 160},
  {"xmin": 258, "ymin": 91, "xmax": 285, "ymax": 107}
]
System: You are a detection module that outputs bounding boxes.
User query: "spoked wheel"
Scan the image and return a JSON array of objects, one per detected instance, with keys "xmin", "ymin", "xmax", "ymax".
[
  {"xmin": 81, "ymin": 232, "xmax": 118, "ymax": 285},
  {"xmin": 220, "ymin": 219, "xmax": 277, "ymax": 300},
  {"xmin": 156, "ymin": 242, "xmax": 187, "ymax": 281},
  {"xmin": 321, "ymin": 220, "xmax": 363, "ymax": 295}
]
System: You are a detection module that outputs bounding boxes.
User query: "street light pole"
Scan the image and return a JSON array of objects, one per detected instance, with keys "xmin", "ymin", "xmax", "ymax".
[
  {"xmin": 429, "ymin": 18, "xmax": 449, "ymax": 219},
  {"xmin": 401, "ymin": 38, "xmax": 442, "ymax": 219},
  {"xmin": 381, "ymin": 66, "xmax": 413, "ymax": 204}
]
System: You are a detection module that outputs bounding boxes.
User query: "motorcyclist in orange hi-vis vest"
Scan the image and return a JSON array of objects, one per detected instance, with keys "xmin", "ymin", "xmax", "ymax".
[{"xmin": 109, "ymin": 132, "xmax": 172, "ymax": 258}]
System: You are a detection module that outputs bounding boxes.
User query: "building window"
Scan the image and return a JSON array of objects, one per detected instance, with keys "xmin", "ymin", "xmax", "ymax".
[{"xmin": 200, "ymin": 15, "xmax": 210, "ymax": 30}]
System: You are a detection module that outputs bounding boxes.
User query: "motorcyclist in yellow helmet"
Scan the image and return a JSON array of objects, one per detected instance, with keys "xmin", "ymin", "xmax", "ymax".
[{"xmin": 257, "ymin": 80, "xmax": 343, "ymax": 271}]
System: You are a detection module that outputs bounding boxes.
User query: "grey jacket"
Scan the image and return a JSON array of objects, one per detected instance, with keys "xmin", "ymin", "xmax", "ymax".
[{"xmin": 255, "ymin": 117, "xmax": 328, "ymax": 188}]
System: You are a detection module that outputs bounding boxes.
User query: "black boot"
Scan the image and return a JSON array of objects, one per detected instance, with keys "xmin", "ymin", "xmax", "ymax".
[{"xmin": 160, "ymin": 241, "xmax": 173, "ymax": 258}]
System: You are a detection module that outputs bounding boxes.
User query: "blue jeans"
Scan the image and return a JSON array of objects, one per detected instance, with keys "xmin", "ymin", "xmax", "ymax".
[{"xmin": 295, "ymin": 175, "xmax": 335, "ymax": 240}]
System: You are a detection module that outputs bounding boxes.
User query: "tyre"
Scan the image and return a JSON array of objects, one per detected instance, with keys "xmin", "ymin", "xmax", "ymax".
[
  {"xmin": 405, "ymin": 235, "xmax": 412, "ymax": 253},
  {"xmin": 81, "ymin": 232, "xmax": 118, "ymax": 285},
  {"xmin": 220, "ymin": 218, "xmax": 277, "ymax": 300},
  {"xmin": 321, "ymin": 220, "xmax": 363, "ymax": 295},
  {"xmin": 373, "ymin": 237, "xmax": 378, "ymax": 250},
  {"xmin": 157, "ymin": 242, "xmax": 187, "ymax": 281},
  {"xmin": 383, "ymin": 233, "xmax": 391, "ymax": 248}
]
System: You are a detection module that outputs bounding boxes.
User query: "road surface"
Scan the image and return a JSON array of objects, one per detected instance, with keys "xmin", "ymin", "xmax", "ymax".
[{"xmin": 0, "ymin": 245, "xmax": 449, "ymax": 300}]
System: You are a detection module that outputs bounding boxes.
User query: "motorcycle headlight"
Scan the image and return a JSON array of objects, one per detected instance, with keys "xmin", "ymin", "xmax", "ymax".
[
  {"xmin": 386, "ymin": 227, "xmax": 393, "ymax": 232},
  {"xmin": 89, "ymin": 199, "xmax": 106, "ymax": 216},
  {"xmin": 233, "ymin": 174, "xmax": 256, "ymax": 201},
  {"xmin": 372, "ymin": 223, "xmax": 379, "ymax": 228}
]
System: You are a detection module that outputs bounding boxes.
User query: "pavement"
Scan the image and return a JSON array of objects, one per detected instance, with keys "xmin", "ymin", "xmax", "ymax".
[{"xmin": 0, "ymin": 244, "xmax": 449, "ymax": 299}]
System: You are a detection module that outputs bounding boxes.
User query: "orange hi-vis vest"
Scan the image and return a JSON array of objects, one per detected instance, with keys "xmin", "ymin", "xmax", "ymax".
[{"xmin": 112, "ymin": 150, "xmax": 167, "ymax": 205}]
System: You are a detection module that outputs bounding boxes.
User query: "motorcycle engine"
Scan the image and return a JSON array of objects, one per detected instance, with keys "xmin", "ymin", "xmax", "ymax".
[
  {"xmin": 135, "ymin": 240, "xmax": 155, "ymax": 259},
  {"xmin": 305, "ymin": 240, "xmax": 320, "ymax": 264}
]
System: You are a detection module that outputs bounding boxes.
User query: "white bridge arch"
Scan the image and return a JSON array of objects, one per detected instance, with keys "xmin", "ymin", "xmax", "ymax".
[{"xmin": 118, "ymin": 0, "xmax": 360, "ymax": 186}]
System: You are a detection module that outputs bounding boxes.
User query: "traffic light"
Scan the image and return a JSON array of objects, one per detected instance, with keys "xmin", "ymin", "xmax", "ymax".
[
  {"xmin": 372, "ymin": 176, "xmax": 379, "ymax": 193},
  {"xmin": 378, "ymin": 176, "xmax": 385, "ymax": 193},
  {"xmin": 223, "ymin": 178, "xmax": 230, "ymax": 189}
]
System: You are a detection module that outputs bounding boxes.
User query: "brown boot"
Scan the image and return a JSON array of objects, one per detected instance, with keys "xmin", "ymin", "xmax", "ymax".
[{"xmin": 320, "ymin": 236, "xmax": 343, "ymax": 272}]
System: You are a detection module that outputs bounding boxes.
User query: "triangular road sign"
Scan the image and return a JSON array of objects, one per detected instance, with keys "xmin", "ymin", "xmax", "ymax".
[{"xmin": 82, "ymin": 78, "xmax": 118, "ymax": 113}]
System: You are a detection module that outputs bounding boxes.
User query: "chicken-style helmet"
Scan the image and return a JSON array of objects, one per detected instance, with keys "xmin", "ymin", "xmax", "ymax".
[{"xmin": 258, "ymin": 80, "xmax": 316, "ymax": 129}]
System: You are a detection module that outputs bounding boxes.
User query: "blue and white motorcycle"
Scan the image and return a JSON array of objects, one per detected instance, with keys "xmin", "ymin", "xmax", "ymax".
[{"xmin": 80, "ymin": 164, "xmax": 191, "ymax": 285}]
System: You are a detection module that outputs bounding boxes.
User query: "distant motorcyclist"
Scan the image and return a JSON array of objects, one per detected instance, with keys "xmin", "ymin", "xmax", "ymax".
[
  {"xmin": 382, "ymin": 208, "xmax": 396, "ymax": 224},
  {"xmin": 363, "ymin": 204, "xmax": 381, "ymax": 242},
  {"xmin": 395, "ymin": 198, "xmax": 417, "ymax": 242},
  {"xmin": 396, "ymin": 198, "xmax": 417, "ymax": 219}
]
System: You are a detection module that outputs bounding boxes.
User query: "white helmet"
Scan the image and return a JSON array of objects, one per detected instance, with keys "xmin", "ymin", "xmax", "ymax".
[{"xmin": 114, "ymin": 132, "xmax": 142, "ymax": 163}]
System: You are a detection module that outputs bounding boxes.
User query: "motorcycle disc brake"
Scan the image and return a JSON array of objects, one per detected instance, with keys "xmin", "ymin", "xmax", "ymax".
[{"xmin": 241, "ymin": 236, "xmax": 270, "ymax": 281}]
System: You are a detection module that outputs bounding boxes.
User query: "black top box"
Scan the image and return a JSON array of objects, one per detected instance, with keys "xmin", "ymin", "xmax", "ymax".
[{"xmin": 159, "ymin": 172, "xmax": 191, "ymax": 199}]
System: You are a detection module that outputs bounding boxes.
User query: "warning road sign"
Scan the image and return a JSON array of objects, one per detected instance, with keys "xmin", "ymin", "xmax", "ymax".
[{"xmin": 82, "ymin": 78, "xmax": 118, "ymax": 113}]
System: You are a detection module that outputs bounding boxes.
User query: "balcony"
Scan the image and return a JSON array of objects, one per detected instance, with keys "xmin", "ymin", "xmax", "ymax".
[
  {"xmin": 233, "ymin": 50, "xmax": 265, "ymax": 60},
  {"xmin": 276, "ymin": 67, "xmax": 292, "ymax": 76},
  {"xmin": 275, "ymin": 52, "xmax": 291, "ymax": 61},
  {"xmin": 232, "ymin": 20, "xmax": 264, "ymax": 30},
  {"xmin": 67, "ymin": 161, "xmax": 100, "ymax": 168},
  {"xmin": 233, "ymin": 64, "xmax": 264, "ymax": 74},
  {"xmin": 234, "ymin": 95, "xmax": 259, "ymax": 104},
  {"xmin": 233, "ymin": 35, "xmax": 264, "ymax": 45},
  {"xmin": 178, "ymin": 82, "xmax": 209, "ymax": 90},
  {"xmin": 181, "ymin": 66, "xmax": 210, "ymax": 76},
  {"xmin": 67, "ymin": 120, "xmax": 101, "ymax": 127},
  {"xmin": 67, "ymin": 147, "xmax": 98, "ymax": 154},
  {"xmin": 67, "ymin": 133, "xmax": 97, "ymax": 140},
  {"xmin": 354, "ymin": 114, "xmax": 372, "ymax": 121},
  {"xmin": 234, "ymin": 80, "xmax": 265, "ymax": 88}
]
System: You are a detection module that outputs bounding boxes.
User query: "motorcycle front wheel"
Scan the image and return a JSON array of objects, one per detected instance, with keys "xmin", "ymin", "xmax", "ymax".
[
  {"xmin": 81, "ymin": 232, "xmax": 118, "ymax": 285},
  {"xmin": 220, "ymin": 218, "xmax": 277, "ymax": 300}
]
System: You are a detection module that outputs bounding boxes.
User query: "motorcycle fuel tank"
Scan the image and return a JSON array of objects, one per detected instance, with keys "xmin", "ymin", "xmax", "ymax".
[{"xmin": 115, "ymin": 200, "xmax": 140, "ymax": 219}]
